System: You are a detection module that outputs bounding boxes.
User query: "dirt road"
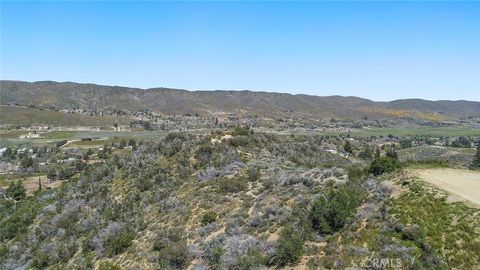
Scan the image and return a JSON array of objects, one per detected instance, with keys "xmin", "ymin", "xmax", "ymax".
[{"xmin": 414, "ymin": 168, "xmax": 480, "ymax": 207}]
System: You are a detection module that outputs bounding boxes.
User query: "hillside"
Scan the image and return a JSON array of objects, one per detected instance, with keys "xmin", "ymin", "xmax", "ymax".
[
  {"xmin": 0, "ymin": 106, "xmax": 131, "ymax": 127},
  {"xmin": 1, "ymin": 130, "xmax": 479, "ymax": 269},
  {"xmin": 2, "ymin": 80, "xmax": 479, "ymax": 120}
]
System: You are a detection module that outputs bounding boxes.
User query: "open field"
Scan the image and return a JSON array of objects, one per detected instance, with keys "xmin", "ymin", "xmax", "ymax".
[
  {"xmin": 256, "ymin": 127, "xmax": 480, "ymax": 137},
  {"xmin": 354, "ymin": 127, "xmax": 480, "ymax": 137},
  {"xmin": 413, "ymin": 168, "xmax": 480, "ymax": 207},
  {"xmin": 0, "ymin": 129, "xmax": 169, "ymax": 148}
]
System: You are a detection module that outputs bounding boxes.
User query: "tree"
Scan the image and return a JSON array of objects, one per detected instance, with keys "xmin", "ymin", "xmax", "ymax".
[
  {"xmin": 119, "ymin": 140, "xmax": 127, "ymax": 149},
  {"xmin": 470, "ymin": 142, "xmax": 480, "ymax": 170},
  {"xmin": 451, "ymin": 136, "xmax": 471, "ymax": 148},
  {"xmin": 6, "ymin": 180, "xmax": 27, "ymax": 201},
  {"xmin": 344, "ymin": 141, "xmax": 353, "ymax": 154},
  {"xmin": 83, "ymin": 148, "xmax": 93, "ymax": 161},
  {"xmin": 2, "ymin": 147, "xmax": 14, "ymax": 160},
  {"xmin": 128, "ymin": 139, "xmax": 137, "ymax": 150},
  {"xmin": 20, "ymin": 155, "xmax": 34, "ymax": 169},
  {"xmin": 47, "ymin": 167, "xmax": 57, "ymax": 181},
  {"xmin": 310, "ymin": 196, "xmax": 330, "ymax": 233},
  {"xmin": 400, "ymin": 139, "xmax": 413, "ymax": 149}
]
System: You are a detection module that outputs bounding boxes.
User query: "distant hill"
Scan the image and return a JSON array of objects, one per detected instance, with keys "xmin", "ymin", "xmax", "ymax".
[{"xmin": 1, "ymin": 80, "xmax": 479, "ymax": 120}]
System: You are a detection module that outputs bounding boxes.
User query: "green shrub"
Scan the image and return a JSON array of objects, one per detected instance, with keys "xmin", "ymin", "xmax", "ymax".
[
  {"xmin": 165, "ymin": 132, "xmax": 188, "ymax": 142},
  {"xmin": 30, "ymin": 252, "xmax": 50, "ymax": 269},
  {"xmin": 400, "ymin": 139, "xmax": 413, "ymax": 149},
  {"xmin": 153, "ymin": 227, "xmax": 185, "ymax": 251},
  {"xmin": 358, "ymin": 145, "xmax": 374, "ymax": 160},
  {"xmin": 105, "ymin": 229, "xmax": 134, "ymax": 257},
  {"xmin": 5, "ymin": 180, "xmax": 26, "ymax": 201},
  {"xmin": 310, "ymin": 196, "xmax": 331, "ymax": 233},
  {"xmin": 402, "ymin": 224, "xmax": 426, "ymax": 244},
  {"xmin": 196, "ymin": 144, "xmax": 213, "ymax": 166},
  {"xmin": 276, "ymin": 224, "xmax": 305, "ymax": 266},
  {"xmin": 247, "ymin": 166, "xmax": 261, "ymax": 181},
  {"xmin": 368, "ymin": 157, "xmax": 401, "ymax": 176},
  {"xmin": 344, "ymin": 141, "xmax": 353, "ymax": 153},
  {"xmin": 451, "ymin": 136, "xmax": 471, "ymax": 148},
  {"xmin": 0, "ymin": 198, "xmax": 40, "ymax": 241},
  {"xmin": 217, "ymin": 176, "xmax": 248, "ymax": 193},
  {"xmin": 201, "ymin": 210, "xmax": 218, "ymax": 226},
  {"xmin": 228, "ymin": 136, "xmax": 250, "ymax": 147},
  {"xmin": 310, "ymin": 183, "xmax": 365, "ymax": 233},
  {"xmin": 232, "ymin": 126, "xmax": 252, "ymax": 136},
  {"xmin": 98, "ymin": 261, "xmax": 123, "ymax": 270},
  {"xmin": 347, "ymin": 166, "xmax": 365, "ymax": 181},
  {"xmin": 403, "ymin": 159, "xmax": 449, "ymax": 169},
  {"xmin": 236, "ymin": 247, "xmax": 265, "ymax": 269},
  {"xmin": 158, "ymin": 241, "xmax": 189, "ymax": 269}
]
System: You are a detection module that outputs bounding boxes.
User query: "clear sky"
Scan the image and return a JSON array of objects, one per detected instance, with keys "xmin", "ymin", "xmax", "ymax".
[{"xmin": 1, "ymin": 1, "xmax": 479, "ymax": 101}]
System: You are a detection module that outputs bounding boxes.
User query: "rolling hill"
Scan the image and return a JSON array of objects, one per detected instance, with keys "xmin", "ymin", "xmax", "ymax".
[{"xmin": 1, "ymin": 80, "xmax": 479, "ymax": 120}]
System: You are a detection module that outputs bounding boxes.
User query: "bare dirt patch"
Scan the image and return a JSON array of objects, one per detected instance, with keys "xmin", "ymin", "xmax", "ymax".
[
  {"xmin": 1, "ymin": 175, "xmax": 65, "ymax": 195},
  {"xmin": 413, "ymin": 168, "xmax": 480, "ymax": 207}
]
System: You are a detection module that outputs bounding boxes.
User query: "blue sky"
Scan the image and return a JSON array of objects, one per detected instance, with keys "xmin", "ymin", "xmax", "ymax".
[{"xmin": 1, "ymin": 1, "xmax": 479, "ymax": 101}]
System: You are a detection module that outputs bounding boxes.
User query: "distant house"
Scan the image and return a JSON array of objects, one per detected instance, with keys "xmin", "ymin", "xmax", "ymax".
[
  {"xmin": 57, "ymin": 157, "xmax": 76, "ymax": 164},
  {"xmin": 322, "ymin": 145, "xmax": 338, "ymax": 154},
  {"xmin": 17, "ymin": 148, "xmax": 28, "ymax": 153}
]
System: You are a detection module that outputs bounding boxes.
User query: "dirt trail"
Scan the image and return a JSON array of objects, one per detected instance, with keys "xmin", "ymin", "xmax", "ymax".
[{"xmin": 414, "ymin": 168, "xmax": 480, "ymax": 207}]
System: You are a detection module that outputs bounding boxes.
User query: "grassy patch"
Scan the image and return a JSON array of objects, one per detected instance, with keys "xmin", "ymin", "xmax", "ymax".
[
  {"xmin": 389, "ymin": 181, "xmax": 480, "ymax": 269},
  {"xmin": 402, "ymin": 160, "xmax": 450, "ymax": 169},
  {"xmin": 354, "ymin": 127, "xmax": 480, "ymax": 137}
]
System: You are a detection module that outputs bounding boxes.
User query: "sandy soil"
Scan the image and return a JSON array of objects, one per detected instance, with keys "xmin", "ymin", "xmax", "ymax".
[{"xmin": 414, "ymin": 168, "xmax": 480, "ymax": 207}]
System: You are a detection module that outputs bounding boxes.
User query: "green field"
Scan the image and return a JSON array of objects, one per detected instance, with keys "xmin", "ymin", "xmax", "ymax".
[
  {"xmin": 258, "ymin": 127, "xmax": 480, "ymax": 137},
  {"xmin": 351, "ymin": 127, "xmax": 480, "ymax": 137},
  {"xmin": 2, "ymin": 125, "xmax": 477, "ymax": 150},
  {"xmin": 0, "ymin": 129, "xmax": 169, "ymax": 149}
]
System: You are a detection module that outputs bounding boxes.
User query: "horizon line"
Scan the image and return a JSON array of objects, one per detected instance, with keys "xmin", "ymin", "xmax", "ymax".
[{"xmin": 1, "ymin": 79, "xmax": 478, "ymax": 103}]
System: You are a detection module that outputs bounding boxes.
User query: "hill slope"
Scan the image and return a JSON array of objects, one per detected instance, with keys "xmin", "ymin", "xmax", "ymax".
[{"xmin": 1, "ymin": 80, "xmax": 479, "ymax": 119}]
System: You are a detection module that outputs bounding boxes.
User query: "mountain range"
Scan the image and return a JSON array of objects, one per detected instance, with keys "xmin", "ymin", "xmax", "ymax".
[{"xmin": 1, "ymin": 80, "xmax": 479, "ymax": 120}]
